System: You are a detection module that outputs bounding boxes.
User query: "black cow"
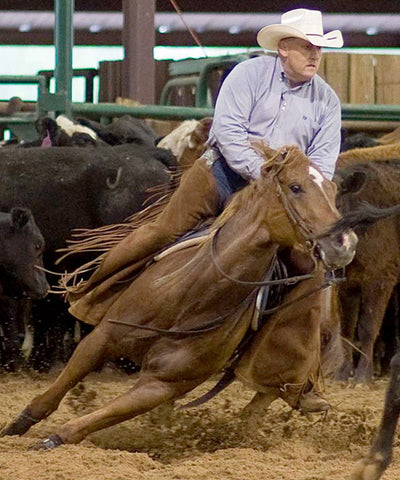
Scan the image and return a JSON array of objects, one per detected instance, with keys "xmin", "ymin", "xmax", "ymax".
[
  {"xmin": 77, "ymin": 114, "xmax": 157, "ymax": 147},
  {"xmin": 0, "ymin": 207, "xmax": 48, "ymax": 371},
  {"xmin": 340, "ymin": 130, "xmax": 380, "ymax": 152},
  {"xmin": 17, "ymin": 114, "xmax": 157, "ymax": 149},
  {"xmin": 0, "ymin": 143, "xmax": 175, "ymax": 371},
  {"xmin": 0, "ymin": 143, "xmax": 175, "ymax": 254}
]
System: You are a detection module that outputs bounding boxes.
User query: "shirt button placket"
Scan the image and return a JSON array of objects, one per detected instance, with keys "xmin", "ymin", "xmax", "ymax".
[{"xmin": 281, "ymin": 92, "xmax": 286, "ymax": 111}]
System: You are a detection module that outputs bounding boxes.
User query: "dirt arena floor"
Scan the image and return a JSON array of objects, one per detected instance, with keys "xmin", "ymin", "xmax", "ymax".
[{"xmin": 0, "ymin": 368, "xmax": 399, "ymax": 480}]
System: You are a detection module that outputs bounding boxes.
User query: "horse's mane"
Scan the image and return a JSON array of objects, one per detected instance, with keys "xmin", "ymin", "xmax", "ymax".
[{"xmin": 213, "ymin": 144, "xmax": 306, "ymax": 230}]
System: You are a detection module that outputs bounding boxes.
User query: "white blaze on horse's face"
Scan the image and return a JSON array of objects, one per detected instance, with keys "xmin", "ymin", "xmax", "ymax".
[
  {"xmin": 305, "ymin": 165, "xmax": 358, "ymax": 269},
  {"xmin": 309, "ymin": 166, "xmax": 325, "ymax": 190}
]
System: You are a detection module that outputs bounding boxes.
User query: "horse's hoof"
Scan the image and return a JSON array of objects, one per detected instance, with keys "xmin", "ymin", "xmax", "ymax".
[
  {"xmin": 0, "ymin": 408, "xmax": 39, "ymax": 437},
  {"xmin": 29, "ymin": 434, "xmax": 64, "ymax": 451},
  {"xmin": 350, "ymin": 457, "xmax": 387, "ymax": 480}
]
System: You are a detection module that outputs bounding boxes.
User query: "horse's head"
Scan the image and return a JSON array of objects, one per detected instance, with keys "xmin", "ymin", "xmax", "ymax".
[
  {"xmin": 157, "ymin": 117, "xmax": 212, "ymax": 168},
  {"xmin": 257, "ymin": 144, "xmax": 358, "ymax": 270}
]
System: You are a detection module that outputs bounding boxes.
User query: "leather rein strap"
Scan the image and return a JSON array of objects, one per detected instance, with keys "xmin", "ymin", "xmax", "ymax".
[{"xmin": 273, "ymin": 175, "xmax": 317, "ymax": 250}]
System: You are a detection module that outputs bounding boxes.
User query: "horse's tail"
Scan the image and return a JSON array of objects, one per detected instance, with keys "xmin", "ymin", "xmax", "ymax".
[
  {"xmin": 329, "ymin": 202, "xmax": 400, "ymax": 236},
  {"xmin": 179, "ymin": 369, "xmax": 236, "ymax": 409}
]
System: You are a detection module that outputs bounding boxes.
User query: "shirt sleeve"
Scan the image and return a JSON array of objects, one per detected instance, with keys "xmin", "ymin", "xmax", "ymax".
[
  {"xmin": 210, "ymin": 62, "xmax": 265, "ymax": 180},
  {"xmin": 306, "ymin": 92, "xmax": 342, "ymax": 180}
]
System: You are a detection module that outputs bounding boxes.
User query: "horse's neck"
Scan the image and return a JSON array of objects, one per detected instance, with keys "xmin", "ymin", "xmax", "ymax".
[{"xmin": 214, "ymin": 212, "xmax": 278, "ymax": 281}]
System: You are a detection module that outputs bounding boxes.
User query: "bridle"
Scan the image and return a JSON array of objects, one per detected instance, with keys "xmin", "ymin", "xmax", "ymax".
[
  {"xmin": 274, "ymin": 175, "xmax": 317, "ymax": 244},
  {"xmin": 272, "ymin": 167, "xmax": 339, "ymax": 271},
  {"xmin": 209, "ymin": 167, "xmax": 331, "ymax": 289}
]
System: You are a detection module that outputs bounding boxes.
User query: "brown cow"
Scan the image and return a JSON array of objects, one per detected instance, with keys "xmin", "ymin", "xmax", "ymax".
[{"xmin": 334, "ymin": 158, "xmax": 400, "ymax": 382}]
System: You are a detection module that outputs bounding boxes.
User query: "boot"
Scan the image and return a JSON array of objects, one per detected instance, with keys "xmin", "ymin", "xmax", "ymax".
[{"xmin": 298, "ymin": 390, "xmax": 330, "ymax": 413}]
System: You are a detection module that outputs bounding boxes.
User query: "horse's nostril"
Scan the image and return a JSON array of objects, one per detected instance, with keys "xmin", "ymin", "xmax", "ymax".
[{"xmin": 336, "ymin": 233, "xmax": 344, "ymax": 246}]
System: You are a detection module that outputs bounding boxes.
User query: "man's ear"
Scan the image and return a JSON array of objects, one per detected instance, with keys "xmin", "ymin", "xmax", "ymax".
[{"xmin": 277, "ymin": 38, "xmax": 289, "ymax": 57}]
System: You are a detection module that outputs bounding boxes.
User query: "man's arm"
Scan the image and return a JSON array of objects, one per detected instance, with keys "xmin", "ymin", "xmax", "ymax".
[
  {"xmin": 306, "ymin": 93, "xmax": 342, "ymax": 180},
  {"xmin": 209, "ymin": 62, "xmax": 265, "ymax": 180}
]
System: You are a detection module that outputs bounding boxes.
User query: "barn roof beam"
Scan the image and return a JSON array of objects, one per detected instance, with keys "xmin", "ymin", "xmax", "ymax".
[
  {"xmin": 1, "ymin": 0, "xmax": 399, "ymax": 14},
  {"xmin": 0, "ymin": 29, "xmax": 398, "ymax": 49}
]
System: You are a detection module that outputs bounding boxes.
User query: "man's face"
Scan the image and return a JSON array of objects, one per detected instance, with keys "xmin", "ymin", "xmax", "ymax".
[{"xmin": 278, "ymin": 37, "xmax": 322, "ymax": 86}]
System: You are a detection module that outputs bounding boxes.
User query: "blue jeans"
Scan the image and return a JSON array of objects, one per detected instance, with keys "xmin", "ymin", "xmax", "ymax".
[{"xmin": 211, "ymin": 154, "xmax": 248, "ymax": 210}]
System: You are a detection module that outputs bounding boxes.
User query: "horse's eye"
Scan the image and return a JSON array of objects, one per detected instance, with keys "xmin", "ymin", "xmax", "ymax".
[{"xmin": 289, "ymin": 184, "xmax": 302, "ymax": 194}]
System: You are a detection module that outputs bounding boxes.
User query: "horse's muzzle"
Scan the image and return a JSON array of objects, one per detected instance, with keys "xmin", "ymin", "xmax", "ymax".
[{"xmin": 314, "ymin": 230, "xmax": 358, "ymax": 270}]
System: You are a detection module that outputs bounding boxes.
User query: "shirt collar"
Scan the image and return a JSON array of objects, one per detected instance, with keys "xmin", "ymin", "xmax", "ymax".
[{"xmin": 277, "ymin": 58, "xmax": 313, "ymax": 90}]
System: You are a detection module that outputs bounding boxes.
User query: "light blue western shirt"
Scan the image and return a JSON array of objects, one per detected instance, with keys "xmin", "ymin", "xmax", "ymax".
[{"xmin": 207, "ymin": 54, "xmax": 342, "ymax": 180}]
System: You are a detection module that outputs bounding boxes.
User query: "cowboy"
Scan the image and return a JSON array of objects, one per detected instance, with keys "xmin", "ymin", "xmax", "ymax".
[
  {"xmin": 207, "ymin": 8, "xmax": 343, "ymax": 206},
  {"xmin": 67, "ymin": 9, "xmax": 343, "ymax": 414}
]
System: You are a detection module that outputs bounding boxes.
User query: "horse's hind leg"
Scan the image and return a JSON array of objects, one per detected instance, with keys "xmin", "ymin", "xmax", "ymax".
[
  {"xmin": 1, "ymin": 325, "xmax": 110, "ymax": 437},
  {"xmin": 32, "ymin": 373, "xmax": 198, "ymax": 448}
]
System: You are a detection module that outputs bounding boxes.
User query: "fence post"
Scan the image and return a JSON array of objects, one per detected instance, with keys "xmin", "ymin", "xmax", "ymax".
[{"xmin": 54, "ymin": 0, "xmax": 73, "ymax": 116}]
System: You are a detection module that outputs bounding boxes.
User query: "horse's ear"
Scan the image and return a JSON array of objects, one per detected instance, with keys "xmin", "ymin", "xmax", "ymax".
[
  {"xmin": 251, "ymin": 141, "xmax": 277, "ymax": 160},
  {"xmin": 259, "ymin": 147, "xmax": 290, "ymax": 177}
]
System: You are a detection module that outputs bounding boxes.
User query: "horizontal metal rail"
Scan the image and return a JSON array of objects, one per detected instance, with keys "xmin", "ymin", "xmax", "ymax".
[
  {"xmin": 72, "ymin": 102, "xmax": 400, "ymax": 123},
  {"xmin": 72, "ymin": 103, "xmax": 214, "ymax": 120},
  {"xmin": 341, "ymin": 104, "xmax": 400, "ymax": 122},
  {"xmin": 0, "ymin": 75, "xmax": 47, "ymax": 91},
  {"xmin": 0, "ymin": 101, "xmax": 398, "ymax": 139}
]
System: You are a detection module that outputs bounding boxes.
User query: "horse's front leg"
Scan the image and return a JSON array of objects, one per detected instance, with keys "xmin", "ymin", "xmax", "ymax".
[
  {"xmin": 239, "ymin": 389, "xmax": 280, "ymax": 430},
  {"xmin": 32, "ymin": 373, "xmax": 199, "ymax": 449},
  {"xmin": 1, "ymin": 325, "xmax": 110, "ymax": 437}
]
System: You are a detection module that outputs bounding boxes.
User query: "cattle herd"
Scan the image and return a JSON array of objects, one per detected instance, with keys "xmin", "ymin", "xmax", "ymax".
[{"xmin": 0, "ymin": 112, "xmax": 400, "ymax": 478}]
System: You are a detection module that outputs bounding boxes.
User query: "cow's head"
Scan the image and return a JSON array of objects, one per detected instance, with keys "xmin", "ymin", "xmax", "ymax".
[
  {"xmin": 36, "ymin": 115, "xmax": 100, "ymax": 147},
  {"xmin": 0, "ymin": 208, "xmax": 49, "ymax": 299},
  {"xmin": 334, "ymin": 166, "xmax": 369, "ymax": 211}
]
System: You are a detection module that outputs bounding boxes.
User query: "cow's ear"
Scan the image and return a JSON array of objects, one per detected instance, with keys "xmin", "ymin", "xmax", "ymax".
[
  {"xmin": 334, "ymin": 169, "xmax": 367, "ymax": 194},
  {"xmin": 193, "ymin": 117, "xmax": 213, "ymax": 143},
  {"xmin": 11, "ymin": 207, "xmax": 32, "ymax": 229}
]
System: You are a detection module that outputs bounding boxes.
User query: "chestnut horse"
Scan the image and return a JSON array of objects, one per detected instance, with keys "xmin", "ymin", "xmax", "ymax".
[{"xmin": 1, "ymin": 145, "xmax": 357, "ymax": 450}]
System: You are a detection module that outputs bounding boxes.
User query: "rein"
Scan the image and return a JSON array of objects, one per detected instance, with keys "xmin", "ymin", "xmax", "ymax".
[
  {"xmin": 210, "ymin": 228, "xmax": 314, "ymax": 287},
  {"xmin": 259, "ymin": 271, "xmax": 345, "ymax": 316},
  {"xmin": 107, "ymin": 292, "xmax": 255, "ymax": 337},
  {"xmin": 274, "ymin": 176, "xmax": 316, "ymax": 243}
]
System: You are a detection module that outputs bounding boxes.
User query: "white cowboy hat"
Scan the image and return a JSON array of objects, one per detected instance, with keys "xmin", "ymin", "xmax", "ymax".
[{"xmin": 257, "ymin": 9, "xmax": 343, "ymax": 51}]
